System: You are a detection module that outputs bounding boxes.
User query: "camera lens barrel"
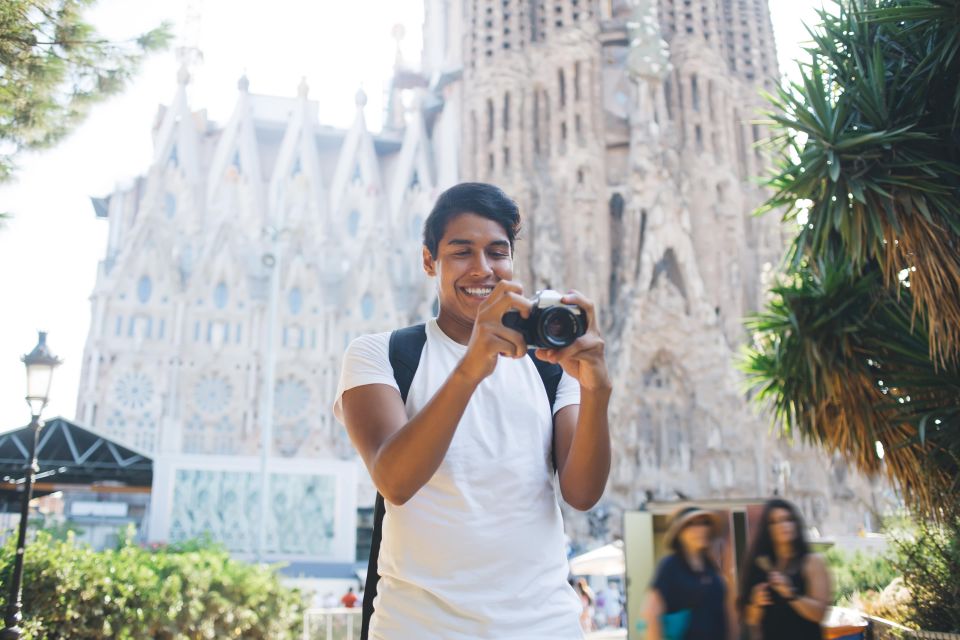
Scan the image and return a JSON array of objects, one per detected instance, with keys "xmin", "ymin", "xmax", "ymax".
[{"xmin": 501, "ymin": 291, "xmax": 587, "ymax": 349}]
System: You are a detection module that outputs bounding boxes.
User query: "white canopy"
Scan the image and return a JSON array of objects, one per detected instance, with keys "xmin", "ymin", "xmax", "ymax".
[{"xmin": 569, "ymin": 540, "xmax": 625, "ymax": 576}]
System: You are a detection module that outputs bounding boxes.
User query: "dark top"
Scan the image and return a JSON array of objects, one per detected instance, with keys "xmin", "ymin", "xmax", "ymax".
[
  {"xmin": 762, "ymin": 561, "xmax": 822, "ymax": 640},
  {"xmin": 652, "ymin": 553, "xmax": 727, "ymax": 640},
  {"xmin": 744, "ymin": 557, "xmax": 822, "ymax": 640}
]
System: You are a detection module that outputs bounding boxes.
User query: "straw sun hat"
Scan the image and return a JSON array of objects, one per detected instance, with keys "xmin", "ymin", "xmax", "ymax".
[{"xmin": 663, "ymin": 506, "xmax": 726, "ymax": 548}]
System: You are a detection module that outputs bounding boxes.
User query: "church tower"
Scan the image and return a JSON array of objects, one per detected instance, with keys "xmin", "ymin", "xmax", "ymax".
[{"xmin": 420, "ymin": 0, "xmax": 880, "ymax": 537}]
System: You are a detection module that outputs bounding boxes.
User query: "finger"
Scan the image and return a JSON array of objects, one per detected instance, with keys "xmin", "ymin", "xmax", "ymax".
[
  {"xmin": 490, "ymin": 279, "xmax": 524, "ymax": 298},
  {"xmin": 485, "ymin": 290, "xmax": 533, "ymax": 319},
  {"xmin": 560, "ymin": 289, "xmax": 597, "ymax": 333},
  {"xmin": 534, "ymin": 347, "xmax": 557, "ymax": 363},
  {"xmin": 489, "ymin": 333, "xmax": 526, "ymax": 358},
  {"xmin": 544, "ymin": 334, "xmax": 602, "ymax": 363}
]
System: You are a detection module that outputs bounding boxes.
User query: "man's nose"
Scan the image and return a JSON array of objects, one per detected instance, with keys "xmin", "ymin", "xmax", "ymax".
[{"xmin": 469, "ymin": 253, "xmax": 493, "ymax": 275}]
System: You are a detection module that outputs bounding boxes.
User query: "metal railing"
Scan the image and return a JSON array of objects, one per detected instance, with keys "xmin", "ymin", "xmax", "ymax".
[
  {"xmin": 869, "ymin": 616, "xmax": 960, "ymax": 640},
  {"xmin": 302, "ymin": 607, "xmax": 362, "ymax": 640}
]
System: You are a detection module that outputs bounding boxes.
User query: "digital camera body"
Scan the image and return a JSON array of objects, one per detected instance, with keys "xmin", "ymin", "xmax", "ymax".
[{"xmin": 502, "ymin": 289, "xmax": 588, "ymax": 349}]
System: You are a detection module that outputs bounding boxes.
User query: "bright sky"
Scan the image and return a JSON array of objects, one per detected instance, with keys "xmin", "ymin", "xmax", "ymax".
[{"xmin": 0, "ymin": 0, "xmax": 825, "ymax": 431}]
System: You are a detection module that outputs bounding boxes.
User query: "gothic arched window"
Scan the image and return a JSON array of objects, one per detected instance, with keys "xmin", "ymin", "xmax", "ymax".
[
  {"xmin": 164, "ymin": 192, "xmax": 177, "ymax": 219},
  {"xmin": 213, "ymin": 282, "xmax": 229, "ymax": 309},
  {"xmin": 137, "ymin": 276, "xmax": 152, "ymax": 304},
  {"xmin": 348, "ymin": 210, "xmax": 361, "ymax": 237},
  {"xmin": 288, "ymin": 287, "xmax": 303, "ymax": 315},
  {"xmin": 361, "ymin": 292, "xmax": 375, "ymax": 320}
]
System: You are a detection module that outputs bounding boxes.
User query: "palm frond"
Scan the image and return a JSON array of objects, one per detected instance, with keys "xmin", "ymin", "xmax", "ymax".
[
  {"xmin": 761, "ymin": 0, "xmax": 960, "ymax": 364},
  {"xmin": 742, "ymin": 259, "xmax": 960, "ymax": 515}
]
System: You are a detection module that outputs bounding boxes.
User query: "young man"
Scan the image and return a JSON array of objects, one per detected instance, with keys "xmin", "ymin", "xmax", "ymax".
[{"xmin": 334, "ymin": 182, "xmax": 612, "ymax": 639}]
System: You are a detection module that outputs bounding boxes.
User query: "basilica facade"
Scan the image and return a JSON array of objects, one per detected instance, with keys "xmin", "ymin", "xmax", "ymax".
[{"xmin": 76, "ymin": 0, "xmax": 880, "ymax": 562}]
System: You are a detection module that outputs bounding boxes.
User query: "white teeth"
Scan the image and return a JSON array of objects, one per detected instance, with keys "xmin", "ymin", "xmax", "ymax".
[{"xmin": 464, "ymin": 287, "xmax": 493, "ymax": 297}]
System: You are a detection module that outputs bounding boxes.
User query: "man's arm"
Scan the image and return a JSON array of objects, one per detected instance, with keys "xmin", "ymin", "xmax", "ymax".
[
  {"xmin": 537, "ymin": 291, "xmax": 612, "ymax": 511},
  {"xmin": 341, "ymin": 281, "xmax": 531, "ymax": 506}
]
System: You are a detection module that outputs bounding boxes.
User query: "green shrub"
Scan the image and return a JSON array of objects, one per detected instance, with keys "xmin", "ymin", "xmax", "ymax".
[
  {"xmin": 0, "ymin": 529, "xmax": 305, "ymax": 639},
  {"xmin": 824, "ymin": 546, "xmax": 899, "ymax": 605},
  {"xmin": 889, "ymin": 511, "xmax": 960, "ymax": 633}
]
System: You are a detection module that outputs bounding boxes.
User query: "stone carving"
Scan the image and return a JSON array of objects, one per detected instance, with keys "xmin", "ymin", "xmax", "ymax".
[{"xmin": 77, "ymin": 0, "xmax": 887, "ymax": 557}]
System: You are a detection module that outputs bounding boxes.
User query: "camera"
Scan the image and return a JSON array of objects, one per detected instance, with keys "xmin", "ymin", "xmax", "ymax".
[{"xmin": 502, "ymin": 289, "xmax": 588, "ymax": 349}]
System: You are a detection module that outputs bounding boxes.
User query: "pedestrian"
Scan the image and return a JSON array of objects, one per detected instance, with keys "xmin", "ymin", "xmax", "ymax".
[
  {"xmin": 576, "ymin": 577, "xmax": 596, "ymax": 632},
  {"xmin": 605, "ymin": 579, "xmax": 624, "ymax": 628},
  {"xmin": 641, "ymin": 506, "xmax": 733, "ymax": 640},
  {"xmin": 340, "ymin": 586, "xmax": 358, "ymax": 608},
  {"xmin": 738, "ymin": 498, "xmax": 831, "ymax": 639},
  {"xmin": 335, "ymin": 182, "xmax": 612, "ymax": 639}
]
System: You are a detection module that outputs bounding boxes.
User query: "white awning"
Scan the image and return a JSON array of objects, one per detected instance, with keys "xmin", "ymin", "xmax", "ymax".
[{"xmin": 569, "ymin": 540, "xmax": 625, "ymax": 576}]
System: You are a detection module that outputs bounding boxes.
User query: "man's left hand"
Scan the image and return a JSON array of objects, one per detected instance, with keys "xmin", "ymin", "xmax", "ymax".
[{"xmin": 534, "ymin": 290, "xmax": 611, "ymax": 392}]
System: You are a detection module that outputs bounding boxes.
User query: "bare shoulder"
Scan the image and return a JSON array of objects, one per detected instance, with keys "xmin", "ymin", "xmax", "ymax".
[{"xmin": 803, "ymin": 553, "xmax": 829, "ymax": 576}]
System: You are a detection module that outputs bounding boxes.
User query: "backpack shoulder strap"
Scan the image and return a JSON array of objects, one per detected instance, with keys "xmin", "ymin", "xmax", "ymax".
[
  {"xmin": 527, "ymin": 349, "xmax": 562, "ymax": 409},
  {"xmin": 388, "ymin": 323, "xmax": 427, "ymax": 402},
  {"xmin": 527, "ymin": 349, "xmax": 563, "ymax": 471},
  {"xmin": 361, "ymin": 323, "xmax": 426, "ymax": 640}
]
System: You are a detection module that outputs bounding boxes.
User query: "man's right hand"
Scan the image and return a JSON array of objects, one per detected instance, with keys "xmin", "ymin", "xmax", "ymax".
[{"xmin": 456, "ymin": 280, "xmax": 532, "ymax": 382}]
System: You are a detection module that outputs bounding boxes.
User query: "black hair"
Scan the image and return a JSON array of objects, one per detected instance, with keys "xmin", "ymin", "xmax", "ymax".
[
  {"xmin": 422, "ymin": 182, "xmax": 521, "ymax": 258},
  {"xmin": 737, "ymin": 498, "xmax": 812, "ymax": 611}
]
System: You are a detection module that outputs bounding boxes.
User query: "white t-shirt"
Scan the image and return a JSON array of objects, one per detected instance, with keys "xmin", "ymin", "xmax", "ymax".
[{"xmin": 334, "ymin": 319, "xmax": 584, "ymax": 639}]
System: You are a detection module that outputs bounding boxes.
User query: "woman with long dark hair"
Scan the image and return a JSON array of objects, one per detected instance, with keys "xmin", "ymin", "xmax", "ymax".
[
  {"xmin": 642, "ymin": 506, "xmax": 733, "ymax": 640},
  {"xmin": 738, "ymin": 499, "xmax": 831, "ymax": 639}
]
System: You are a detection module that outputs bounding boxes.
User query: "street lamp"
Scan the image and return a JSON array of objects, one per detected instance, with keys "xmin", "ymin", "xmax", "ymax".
[{"xmin": 1, "ymin": 332, "xmax": 62, "ymax": 640}]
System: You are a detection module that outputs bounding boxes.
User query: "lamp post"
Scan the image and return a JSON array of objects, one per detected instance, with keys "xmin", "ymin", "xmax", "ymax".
[{"xmin": 1, "ymin": 332, "xmax": 62, "ymax": 640}]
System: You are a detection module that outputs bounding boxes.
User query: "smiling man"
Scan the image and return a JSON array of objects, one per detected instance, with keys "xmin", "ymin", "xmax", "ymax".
[{"xmin": 334, "ymin": 182, "xmax": 612, "ymax": 639}]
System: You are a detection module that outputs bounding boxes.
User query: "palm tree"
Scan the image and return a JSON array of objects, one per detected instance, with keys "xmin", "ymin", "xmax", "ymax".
[{"xmin": 744, "ymin": 0, "xmax": 960, "ymax": 516}]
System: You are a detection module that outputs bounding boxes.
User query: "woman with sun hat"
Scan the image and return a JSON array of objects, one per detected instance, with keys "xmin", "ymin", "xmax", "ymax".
[{"xmin": 641, "ymin": 505, "xmax": 732, "ymax": 640}]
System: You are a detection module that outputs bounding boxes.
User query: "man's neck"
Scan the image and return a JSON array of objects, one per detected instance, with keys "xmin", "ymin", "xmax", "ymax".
[{"xmin": 436, "ymin": 310, "xmax": 474, "ymax": 345}]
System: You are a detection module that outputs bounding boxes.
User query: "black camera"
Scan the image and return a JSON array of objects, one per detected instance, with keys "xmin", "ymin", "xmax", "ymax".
[{"xmin": 502, "ymin": 290, "xmax": 588, "ymax": 349}]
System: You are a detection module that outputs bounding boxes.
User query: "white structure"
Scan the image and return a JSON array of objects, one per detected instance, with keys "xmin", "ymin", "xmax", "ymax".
[{"xmin": 77, "ymin": 0, "xmax": 885, "ymax": 562}]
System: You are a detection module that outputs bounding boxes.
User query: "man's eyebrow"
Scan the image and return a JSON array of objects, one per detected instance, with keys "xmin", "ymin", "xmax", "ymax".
[{"xmin": 444, "ymin": 238, "xmax": 510, "ymax": 248}]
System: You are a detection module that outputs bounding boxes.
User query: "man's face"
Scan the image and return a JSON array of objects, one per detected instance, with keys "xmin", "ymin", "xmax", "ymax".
[{"xmin": 422, "ymin": 212, "xmax": 514, "ymax": 326}]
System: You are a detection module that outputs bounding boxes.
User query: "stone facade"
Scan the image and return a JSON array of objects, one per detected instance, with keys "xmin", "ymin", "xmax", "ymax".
[
  {"xmin": 77, "ymin": 0, "xmax": 884, "ymax": 555},
  {"xmin": 421, "ymin": 0, "xmax": 885, "ymax": 539}
]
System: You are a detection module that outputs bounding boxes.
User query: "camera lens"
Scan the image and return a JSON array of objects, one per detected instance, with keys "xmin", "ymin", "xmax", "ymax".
[{"xmin": 538, "ymin": 307, "xmax": 578, "ymax": 348}]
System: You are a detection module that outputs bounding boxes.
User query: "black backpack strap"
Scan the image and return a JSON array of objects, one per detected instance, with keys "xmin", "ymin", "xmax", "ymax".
[
  {"xmin": 361, "ymin": 324, "xmax": 426, "ymax": 640},
  {"xmin": 388, "ymin": 324, "xmax": 427, "ymax": 403},
  {"xmin": 527, "ymin": 350, "xmax": 563, "ymax": 471}
]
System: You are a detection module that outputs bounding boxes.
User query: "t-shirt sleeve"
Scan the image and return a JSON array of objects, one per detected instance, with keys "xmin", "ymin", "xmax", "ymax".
[
  {"xmin": 332, "ymin": 332, "xmax": 397, "ymax": 424},
  {"xmin": 552, "ymin": 370, "xmax": 581, "ymax": 415}
]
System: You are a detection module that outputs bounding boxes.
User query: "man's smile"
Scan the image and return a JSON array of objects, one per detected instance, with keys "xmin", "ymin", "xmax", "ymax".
[{"xmin": 461, "ymin": 285, "xmax": 495, "ymax": 299}]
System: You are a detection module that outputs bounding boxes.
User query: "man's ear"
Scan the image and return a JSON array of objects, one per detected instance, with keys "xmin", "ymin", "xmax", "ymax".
[{"xmin": 422, "ymin": 245, "xmax": 436, "ymax": 277}]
